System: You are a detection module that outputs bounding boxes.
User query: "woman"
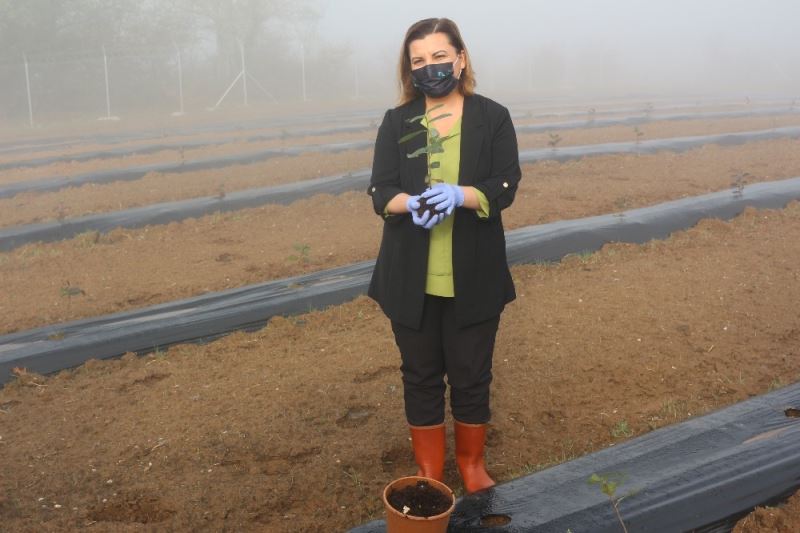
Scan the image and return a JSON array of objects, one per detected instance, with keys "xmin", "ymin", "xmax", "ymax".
[{"xmin": 367, "ymin": 17, "xmax": 521, "ymax": 494}]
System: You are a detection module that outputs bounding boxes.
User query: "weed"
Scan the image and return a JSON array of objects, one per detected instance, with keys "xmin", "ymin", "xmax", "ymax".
[
  {"xmin": 547, "ymin": 132, "xmax": 562, "ymax": 150},
  {"xmin": 288, "ymin": 243, "xmax": 311, "ymax": 264},
  {"xmin": 610, "ymin": 420, "xmax": 633, "ymax": 439},
  {"xmin": 633, "ymin": 127, "xmax": 644, "ymax": 145},
  {"xmin": 587, "ymin": 107, "xmax": 597, "ymax": 125},
  {"xmin": 768, "ymin": 378, "xmax": 785, "ymax": 391},
  {"xmin": 60, "ymin": 280, "xmax": 85, "ymax": 299},
  {"xmin": 75, "ymin": 230, "xmax": 101, "ymax": 248},
  {"xmin": 589, "ymin": 472, "xmax": 631, "ymax": 533},
  {"xmin": 47, "ymin": 331, "xmax": 66, "ymax": 341},
  {"xmin": 642, "ymin": 102, "xmax": 654, "ymax": 118}
]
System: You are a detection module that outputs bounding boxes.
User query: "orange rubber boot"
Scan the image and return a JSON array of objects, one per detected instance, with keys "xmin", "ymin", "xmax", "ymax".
[
  {"xmin": 409, "ymin": 423, "xmax": 446, "ymax": 481},
  {"xmin": 454, "ymin": 420, "xmax": 496, "ymax": 493}
]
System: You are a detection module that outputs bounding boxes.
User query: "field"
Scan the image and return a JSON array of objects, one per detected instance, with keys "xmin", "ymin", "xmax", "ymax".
[{"xmin": 1, "ymin": 100, "xmax": 799, "ymax": 532}]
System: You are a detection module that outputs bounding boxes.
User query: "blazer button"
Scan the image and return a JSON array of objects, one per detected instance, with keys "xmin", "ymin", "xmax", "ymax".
[
  {"xmin": 371, "ymin": 186, "xmax": 376, "ymax": 192},
  {"xmin": 502, "ymin": 182, "xmax": 509, "ymax": 188}
]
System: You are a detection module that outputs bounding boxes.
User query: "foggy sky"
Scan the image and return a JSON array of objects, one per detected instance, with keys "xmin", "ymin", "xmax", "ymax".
[{"xmin": 317, "ymin": 0, "xmax": 800, "ymax": 100}]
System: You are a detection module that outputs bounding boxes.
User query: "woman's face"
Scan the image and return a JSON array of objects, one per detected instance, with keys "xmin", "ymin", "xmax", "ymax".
[{"xmin": 408, "ymin": 32, "xmax": 465, "ymax": 76}]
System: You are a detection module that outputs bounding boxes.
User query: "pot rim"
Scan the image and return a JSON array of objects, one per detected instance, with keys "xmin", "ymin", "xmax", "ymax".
[{"xmin": 382, "ymin": 475, "xmax": 456, "ymax": 521}]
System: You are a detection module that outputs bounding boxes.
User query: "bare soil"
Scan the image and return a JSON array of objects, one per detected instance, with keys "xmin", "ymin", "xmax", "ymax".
[
  {"xmin": 1, "ymin": 137, "xmax": 799, "ymax": 335},
  {"xmin": 2, "ymin": 114, "xmax": 799, "ymax": 228},
  {"xmin": 734, "ymin": 490, "xmax": 800, "ymax": 532},
  {"xmin": 1, "ymin": 203, "xmax": 799, "ymax": 532}
]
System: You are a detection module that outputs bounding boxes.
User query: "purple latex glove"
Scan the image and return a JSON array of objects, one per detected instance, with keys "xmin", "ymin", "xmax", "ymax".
[
  {"xmin": 421, "ymin": 183, "xmax": 465, "ymax": 216},
  {"xmin": 407, "ymin": 194, "xmax": 444, "ymax": 229}
]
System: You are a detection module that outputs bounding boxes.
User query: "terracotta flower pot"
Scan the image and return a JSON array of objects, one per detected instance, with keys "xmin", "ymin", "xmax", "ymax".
[{"xmin": 382, "ymin": 476, "xmax": 455, "ymax": 533}]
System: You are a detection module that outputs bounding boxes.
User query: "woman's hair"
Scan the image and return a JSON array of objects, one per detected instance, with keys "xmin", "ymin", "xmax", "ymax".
[{"xmin": 397, "ymin": 18, "xmax": 476, "ymax": 105}]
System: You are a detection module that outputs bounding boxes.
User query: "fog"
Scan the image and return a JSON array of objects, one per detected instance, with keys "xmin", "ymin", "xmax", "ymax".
[
  {"xmin": 319, "ymin": 0, "xmax": 800, "ymax": 101},
  {"xmin": 1, "ymin": 0, "xmax": 798, "ymax": 125}
]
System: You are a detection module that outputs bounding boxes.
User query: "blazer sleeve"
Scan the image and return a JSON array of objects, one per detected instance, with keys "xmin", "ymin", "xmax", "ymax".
[
  {"xmin": 367, "ymin": 109, "xmax": 405, "ymax": 222},
  {"xmin": 472, "ymin": 106, "xmax": 521, "ymax": 221}
]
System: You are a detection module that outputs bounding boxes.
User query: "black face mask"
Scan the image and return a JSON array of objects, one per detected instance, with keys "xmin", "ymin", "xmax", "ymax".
[{"xmin": 411, "ymin": 57, "xmax": 461, "ymax": 98}]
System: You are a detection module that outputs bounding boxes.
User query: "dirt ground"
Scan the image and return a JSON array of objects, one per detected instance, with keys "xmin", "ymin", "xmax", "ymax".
[
  {"xmin": 1, "ymin": 203, "xmax": 799, "ymax": 532},
  {"xmin": 734, "ymin": 490, "xmax": 800, "ymax": 532},
  {"xmin": 2, "ymin": 137, "xmax": 800, "ymax": 334}
]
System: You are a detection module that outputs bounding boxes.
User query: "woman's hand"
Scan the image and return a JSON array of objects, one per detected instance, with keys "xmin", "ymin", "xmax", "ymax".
[
  {"xmin": 421, "ymin": 183, "xmax": 464, "ymax": 216},
  {"xmin": 407, "ymin": 194, "xmax": 445, "ymax": 229}
]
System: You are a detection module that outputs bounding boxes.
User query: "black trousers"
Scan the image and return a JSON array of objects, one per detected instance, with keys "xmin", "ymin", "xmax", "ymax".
[{"xmin": 391, "ymin": 294, "xmax": 501, "ymax": 426}]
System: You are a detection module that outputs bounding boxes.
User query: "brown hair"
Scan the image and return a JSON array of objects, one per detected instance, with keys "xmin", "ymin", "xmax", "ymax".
[{"xmin": 397, "ymin": 18, "xmax": 476, "ymax": 105}]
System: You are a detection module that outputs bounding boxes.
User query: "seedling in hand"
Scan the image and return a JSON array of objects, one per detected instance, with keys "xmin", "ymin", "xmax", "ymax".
[{"xmin": 399, "ymin": 103, "xmax": 459, "ymax": 216}]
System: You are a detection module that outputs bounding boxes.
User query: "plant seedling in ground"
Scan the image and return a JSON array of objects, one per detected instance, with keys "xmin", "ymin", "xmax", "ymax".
[
  {"xmin": 642, "ymin": 102, "xmax": 654, "ymax": 118},
  {"xmin": 60, "ymin": 281, "xmax": 85, "ymax": 311},
  {"xmin": 288, "ymin": 243, "xmax": 311, "ymax": 265},
  {"xmin": 547, "ymin": 132, "xmax": 562, "ymax": 151},
  {"xmin": 399, "ymin": 103, "xmax": 459, "ymax": 217},
  {"xmin": 589, "ymin": 472, "xmax": 631, "ymax": 533},
  {"xmin": 633, "ymin": 127, "xmax": 644, "ymax": 145},
  {"xmin": 587, "ymin": 107, "xmax": 596, "ymax": 125},
  {"xmin": 731, "ymin": 171, "xmax": 751, "ymax": 197}
]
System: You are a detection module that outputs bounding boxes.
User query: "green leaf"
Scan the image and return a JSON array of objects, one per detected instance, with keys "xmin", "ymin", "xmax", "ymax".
[
  {"xmin": 428, "ymin": 112, "xmax": 452, "ymax": 123},
  {"xmin": 406, "ymin": 146, "xmax": 429, "ymax": 158},
  {"xmin": 398, "ymin": 129, "xmax": 426, "ymax": 144},
  {"xmin": 430, "ymin": 145, "xmax": 445, "ymax": 154},
  {"xmin": 589, "ymin": 473, "xmax": 602, "ymax": 484},
  {"xmin": 439, "ymin": 133, "xmax": 460, "ymax": 142},
  {"xmin": 406, "ymin": 113, "xmax": 426, "ymax": 123},
  {"xmin": 429, "ymin": 127, "xmax": 441, "ymax": 138},
  {"xmin": 427, "ymin": 103, "xmax": 445, "ymax": 113}
]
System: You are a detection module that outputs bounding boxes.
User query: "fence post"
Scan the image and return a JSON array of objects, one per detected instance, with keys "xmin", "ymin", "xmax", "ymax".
[
  {"xmin": 354, "ymin": 59, "xmax": 360, "ymax": 100},
  {"xmin": 239, "ymin": 40, "xmax": 248, "ymax": 106},
  {"xmin": 174, "ymin": 44, "xmax": 185, "ymax": 116},
  {"xmin": 100, "ymin": 45, "xmax": 118, "ymax": 120},
  {"xmin": 301, "ymin": 41, "xmax": 307, "ymax": 102},
  {"xmin": 23, "ymin": 54, "xmax": 34, "ymax": 127}
]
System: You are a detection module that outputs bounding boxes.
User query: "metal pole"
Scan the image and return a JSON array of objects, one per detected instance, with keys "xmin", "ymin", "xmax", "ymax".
[
  {"xmin": 239, "ymin": 40, "xmax": 248, "ymax": 106},
  {"xmin": 176, "ymin": 45, "xmax": 185, "ymax": 115},
  {"xmin": 354, "ymin": 59, "xmax": 360, "ymax": 100},
  {"xmin": 301, "ymin": 41, "xmax": 307, "ymax": 102},
  {"xmin": 24, "ymin": 54, "xmax": 34, "ymax": 127},
  {"xmin": 102, "ymin": 45, "xmax": 112, "ymax": 119}
]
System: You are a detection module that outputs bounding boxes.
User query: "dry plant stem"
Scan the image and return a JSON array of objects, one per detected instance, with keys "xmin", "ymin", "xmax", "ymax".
[{"xmin": 612, "ymin": 499, "xmax": 629, "ymax": 533}]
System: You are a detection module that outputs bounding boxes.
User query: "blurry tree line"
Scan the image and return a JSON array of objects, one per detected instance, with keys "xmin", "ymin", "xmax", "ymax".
[{"xmin": 0, "ymin": 0, "xmax": 357, "ymax": 121}]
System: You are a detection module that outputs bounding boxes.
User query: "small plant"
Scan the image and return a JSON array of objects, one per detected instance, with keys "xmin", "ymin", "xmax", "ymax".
[
  {"xmin": 178, "ymin": 146, "xmax": 186, "ymax": 166},
  {"xmin": 589, "ymin": 472, "xmax": 630, "ymax": 533},
  {"xmin": 547, "ymin": 132, "xmax": 562, "ymax": 150},
  {"xmin": 731, "ymin": 171, "xmax": 751, "ymax": 196},
  {"xmin": 610, "ymin": 420, "xmax": 633, "ymax": 439},
  {"xmin": 790, "ymin": 98, "xmax": 798, "ymax": 111},
  {"xmin": 642, "ymin": 102, "xmax": 654, "ymax": 118},
  {"xmin": 768, "ymin": 377, "xmax": 785, "ymax": 391},
  {"xmin": 215, "ymin": 183, "xmax": 226, "ymax": 200},
  {"xmin": 633, "ymin": 127, "xmax": 644, "ymax": 145},
  {"xmin": 288, "ymin": 243, "xmax": 311, "ymax": 265},
  {"xmin": 60, "ymin": 280, "xmax": 85, "ymax": 299},
  {"xmin": 60, "ymin": 280, "xmax": 85, "ymax": 312},
  {"xmin": 399, "ymin": 103, "xmax": 456, "ymax": 185},
  {"xmin": 587, "ymin": 107, "xmax": 597, "ymax": 125}
]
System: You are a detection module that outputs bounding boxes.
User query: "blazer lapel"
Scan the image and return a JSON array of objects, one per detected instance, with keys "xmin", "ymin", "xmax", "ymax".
[
  {"xmin": 401, "ymin": 97, "xmax": 429, "ymax": 193},
  {"xmin": 459, "ymin": 94, "xmax": 484, "ymax": 187}
]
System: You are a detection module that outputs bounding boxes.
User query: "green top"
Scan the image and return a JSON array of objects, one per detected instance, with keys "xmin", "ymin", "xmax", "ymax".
[{"xmin": 421, "ymin": 115, "xmax": 490, "ymax": 297}]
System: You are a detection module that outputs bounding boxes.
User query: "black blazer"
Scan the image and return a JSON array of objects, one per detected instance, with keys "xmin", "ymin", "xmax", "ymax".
[{"xmin": 367, "ymin": 93, "xmax": 521, "ymax": 330}]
